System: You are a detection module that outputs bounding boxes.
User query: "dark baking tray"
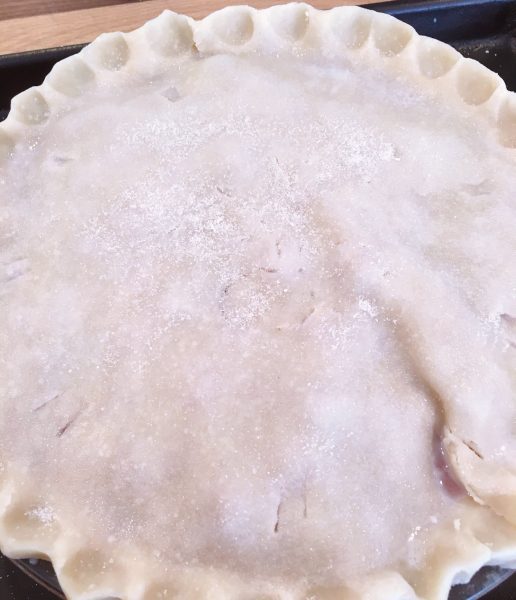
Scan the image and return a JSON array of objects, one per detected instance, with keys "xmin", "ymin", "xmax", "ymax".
[
  {"xmin": 0, "ymin": 0, "xmax": 516, "ymax": 598},
  {"xmin": 0, "ymin": 0, "xmax": 516, "ymax": 123}
]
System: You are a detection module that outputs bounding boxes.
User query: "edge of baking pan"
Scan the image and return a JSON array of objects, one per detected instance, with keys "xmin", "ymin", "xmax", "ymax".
[
  {"xmin": 8, "ymin": 556, "xmax": 515, "ymax": 600},
  {"xmin": 0, "ymin": 0, "xmax": 515, "ymax": 122}
]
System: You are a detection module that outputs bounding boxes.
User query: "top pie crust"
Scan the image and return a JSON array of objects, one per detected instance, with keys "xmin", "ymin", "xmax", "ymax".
[{"xmin": 0, "ymin": 4, "xmax": 516, "ymax": 600}]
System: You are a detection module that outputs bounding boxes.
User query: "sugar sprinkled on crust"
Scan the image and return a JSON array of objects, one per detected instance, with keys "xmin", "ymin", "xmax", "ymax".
[{"xmin": 0, "ymin": 8, "xmax": 515, "ymax": 600}]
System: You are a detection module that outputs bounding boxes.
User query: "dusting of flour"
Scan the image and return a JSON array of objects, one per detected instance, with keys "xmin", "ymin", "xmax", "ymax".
[{"xmin": 1, "ymin": 52, "xmax": 516, "ymax": 589}]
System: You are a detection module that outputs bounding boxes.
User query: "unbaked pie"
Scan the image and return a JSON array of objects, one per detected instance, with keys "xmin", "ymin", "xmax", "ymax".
[{"xmin": 0, "ymin": 3, "xmax": 516, "ymax": 599}]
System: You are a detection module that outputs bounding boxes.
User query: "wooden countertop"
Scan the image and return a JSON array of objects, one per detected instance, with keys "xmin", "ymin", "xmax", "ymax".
[{"xmin": 0, "ymin": 0, "xmax": 385, "ymax": 55}]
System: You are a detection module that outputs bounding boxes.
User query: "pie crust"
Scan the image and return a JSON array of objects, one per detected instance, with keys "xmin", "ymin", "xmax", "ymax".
[{"xmin": 1, "ymin": 4, "xmax": 516, "ymax": 600}]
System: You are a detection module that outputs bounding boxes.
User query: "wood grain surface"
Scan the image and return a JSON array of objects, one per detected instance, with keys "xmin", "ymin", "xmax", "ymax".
[
  {"xmin": 0, "ymin": 0, "xmax": 383, "ymax": 55},
  {"xmin": 0, "ymin": 0, "xmax": 140, "ymax": 21}
]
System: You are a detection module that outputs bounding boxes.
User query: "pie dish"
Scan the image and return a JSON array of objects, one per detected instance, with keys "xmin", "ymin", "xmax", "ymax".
[{"xmin": 0, "ymin": 3, "xmax": 515, "ymax": 599}]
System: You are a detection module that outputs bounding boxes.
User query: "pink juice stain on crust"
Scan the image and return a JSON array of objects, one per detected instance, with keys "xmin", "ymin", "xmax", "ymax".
[{"xmin": 433, "ymin": 431, "xmax": 466, "ymax": 499}]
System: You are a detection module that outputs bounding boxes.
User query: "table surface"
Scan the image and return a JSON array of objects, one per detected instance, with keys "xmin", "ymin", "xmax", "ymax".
[{"xmin": 0, "ymin": 0, "xmax": 382, "ymax": 54}]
